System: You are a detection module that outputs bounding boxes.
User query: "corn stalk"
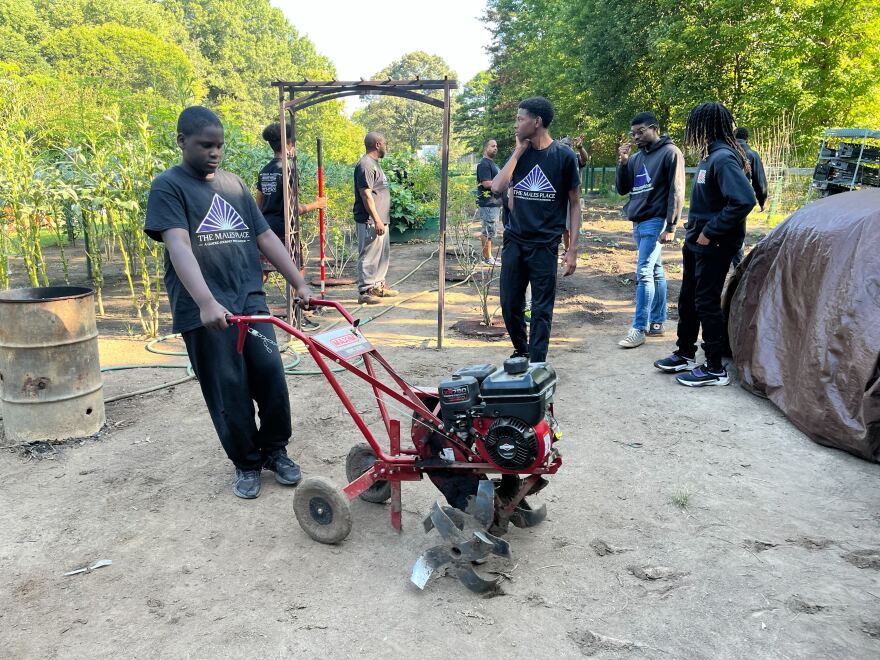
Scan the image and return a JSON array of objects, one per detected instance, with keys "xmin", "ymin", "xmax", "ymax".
[{"xmin": 0, "ymin": 131, "xmax": 49, "ymax": 286}]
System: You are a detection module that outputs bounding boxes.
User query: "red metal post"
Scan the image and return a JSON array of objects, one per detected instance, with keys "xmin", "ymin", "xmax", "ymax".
[{"xmin": 317, "ymin": 137, "xmax": 326, "ymax": 299}]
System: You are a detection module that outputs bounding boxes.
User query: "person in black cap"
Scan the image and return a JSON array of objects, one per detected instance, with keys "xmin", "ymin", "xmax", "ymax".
[
  {"xmin": 732, "ymin": 127, "xmax": 768, "ymax": 267},
  {"xmin": 653, "ymin": 102, "xmax": 755, "ymax": 387},
  {"xmin": 256, "ymin": 122, "xmax": 326, "ymax": 277}
]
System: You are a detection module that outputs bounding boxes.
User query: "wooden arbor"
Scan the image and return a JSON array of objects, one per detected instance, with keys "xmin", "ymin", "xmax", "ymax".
[{"xmin": 273, "ymin": 78, "xmax": 458, "ymax": 348}]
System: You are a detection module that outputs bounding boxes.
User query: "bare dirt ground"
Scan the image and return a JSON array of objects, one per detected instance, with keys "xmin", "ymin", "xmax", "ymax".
[{"xmin": 2, "ymin": 201, "xmax": 880, "ymax": 659}]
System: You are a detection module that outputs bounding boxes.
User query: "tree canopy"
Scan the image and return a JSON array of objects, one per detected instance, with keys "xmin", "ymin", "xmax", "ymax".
[
  {"xmin": 353, "ymin": 52, "xmax": 458, "ymax": 151},
  {"xmin": 0, "ymin": 0, "xmax": 364, "ymax": 162},
  {"xmin": 468, "ymin": 0, "xmax": 880, "ymax": 162}
]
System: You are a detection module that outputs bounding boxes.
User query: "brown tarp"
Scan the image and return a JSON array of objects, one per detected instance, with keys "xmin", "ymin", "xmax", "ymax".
[{"xmin": 726, "ymin": 188, "xmax": 880, "ymax": 461}]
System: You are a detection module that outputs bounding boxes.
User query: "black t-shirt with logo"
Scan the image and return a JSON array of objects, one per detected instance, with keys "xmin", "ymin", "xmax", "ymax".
[
  {"xmin": 476, "ymin": 157, "xmax": 502, "ymax": 207},
  {"xmin": 352, "ymin": 155, "xmax": 390, "ymax": 223},
  {"xmin": 256, "ymin": 158, "xmax": 288, "ymax": 239},
  {"xmin": 145, "ymin": 165, "xmax": 270, "ymax": 333},
  {"xmin": 507, "ymin": 141, "xmax": 581, "ymax": 245}
]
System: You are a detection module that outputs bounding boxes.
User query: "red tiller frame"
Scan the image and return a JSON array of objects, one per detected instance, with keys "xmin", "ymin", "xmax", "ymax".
[{"xmin": 228, "ymin": 299, "xmax": 563, "ymax": 532}]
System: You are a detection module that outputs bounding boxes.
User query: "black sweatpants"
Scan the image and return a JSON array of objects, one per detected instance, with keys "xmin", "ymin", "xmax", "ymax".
[
  {"xmin": 500, "ymin": 237, "xmax": 559, "ymax": 362},
  {"xmin": 183, "ymin": 323, "xmax": 291, "ymax": 470},
  {"xmin": 675, "ymin": 244, "xmax": 737, "ymax": 370}
]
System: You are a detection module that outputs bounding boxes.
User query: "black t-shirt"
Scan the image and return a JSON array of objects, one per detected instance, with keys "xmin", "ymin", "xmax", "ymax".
[
  {"xmin": 476, "ymin": 157, "xmax": 502, "ymax": 207},
  {"xmin": 352, "ymin": 155, "xmax": 390, "ymax": 223},
  {"xmin": 145, "ymin": 165, "xmax": 270, "ymax": 334},
  {"xmin": 256, "ymin": 158, "xmax": 288, "ymax": 239},
  {"xmin": 507, "ymin": 141, "xmax": 581, "ymax": 245}
]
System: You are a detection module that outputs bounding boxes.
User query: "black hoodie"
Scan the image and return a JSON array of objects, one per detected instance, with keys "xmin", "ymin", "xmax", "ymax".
[
  {"xmin": 685, "ymin": 140, "xmax": 756, "ymax": 252},
  {"xmin": 615, "ymin": 135, "xmax": 685, "ymax": 230},
  {"xmin": 737, "ymin": 138, "xmax": 768, "ymax": 209}
]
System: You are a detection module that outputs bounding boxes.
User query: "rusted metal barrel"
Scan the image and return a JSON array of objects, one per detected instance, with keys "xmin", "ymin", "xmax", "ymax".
[{"xmin": 0, "ymin": 286, "xmax": 104, "ymax": 445}]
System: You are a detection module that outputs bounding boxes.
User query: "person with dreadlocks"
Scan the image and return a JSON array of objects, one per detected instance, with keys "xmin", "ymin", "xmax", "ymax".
[{"xmin": 654, "ymin": 102, "xmax": 756, "ymax": 387}]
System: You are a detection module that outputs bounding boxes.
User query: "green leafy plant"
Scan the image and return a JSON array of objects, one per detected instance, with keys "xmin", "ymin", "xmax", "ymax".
[
  {"xmin": 670, "ymin": 487, "xmax": 690, "ymax": 509},
  {"xmin": 382, "ymin": 153, "xmax": 436, "ymax": 234},
  {"xmin": 388, "ymin": 180, "xmax": 429, "ymax": 234}
]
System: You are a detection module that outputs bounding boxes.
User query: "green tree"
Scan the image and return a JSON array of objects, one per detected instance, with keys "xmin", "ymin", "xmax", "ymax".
[
  {"xmin": 39, "ymin": 24, "xmax": 194, "ymax": 100},
  {"xmin": 162, "ymin": 0, "xmax": 336, "ymax": 126},
  {"xmin": 454, "ymin": 70, "xmax": 494, "ymax": 154},
  {"xmin": 353, "ymin": 51, "xmax": 457, "ymax": 151},
  {"xmin": 0, "ymin": 0, "xmax": 47, "ymax": 44},
  {"xmin": 482, "ymin": 0, "xmax": 880, "ymax": 164}
]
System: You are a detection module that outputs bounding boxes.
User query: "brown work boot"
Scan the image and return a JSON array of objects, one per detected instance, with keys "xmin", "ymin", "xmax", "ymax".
[
  {"xmin": 358, "ymin": 291, "xmax": 382, "ymax": 305},
  {"xmin": 375, "ymin": 285, "xmax": 399, "ymax": 297}
]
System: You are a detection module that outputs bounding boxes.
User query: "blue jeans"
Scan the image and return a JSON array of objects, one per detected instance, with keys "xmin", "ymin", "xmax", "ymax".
[{"xmin": 632, "ymin": 217, "xmax": 667, "ymax": 331}]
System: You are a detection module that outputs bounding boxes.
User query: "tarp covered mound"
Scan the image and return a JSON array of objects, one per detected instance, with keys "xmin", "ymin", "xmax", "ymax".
[{"xmin": 727, "ymin": 188, "xmax": 880, "ymax": 461}]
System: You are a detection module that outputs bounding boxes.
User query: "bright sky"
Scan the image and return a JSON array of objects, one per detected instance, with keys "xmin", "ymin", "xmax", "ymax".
[{"xmin": 272, "ymin": 0, "xmax": 492, "ymax": 113}]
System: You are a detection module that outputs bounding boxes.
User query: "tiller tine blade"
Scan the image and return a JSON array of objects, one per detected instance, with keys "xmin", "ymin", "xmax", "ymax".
[
  {"xmin": 473, "ymin": 529, "xmax": 511, "ymax": 559},
  {"xmin": 464, "ymin": 479, "xmax": 495, "ymax": 529},
  {"xmin": 455, "ymin": 564, "xmax": 504, "ymax": 594},
  {"xmin": 510, "ymin": 501, "xmax": 548, "ymax": 529}
]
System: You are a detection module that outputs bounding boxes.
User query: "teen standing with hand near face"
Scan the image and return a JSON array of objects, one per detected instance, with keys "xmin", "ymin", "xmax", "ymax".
[
  {"xmin": 491, "ymin": 96, "xmax": 581, "ymax": 363},
  {"xmin": 615, "ymin": 112, "xmax": 685, "ymax": 349}
]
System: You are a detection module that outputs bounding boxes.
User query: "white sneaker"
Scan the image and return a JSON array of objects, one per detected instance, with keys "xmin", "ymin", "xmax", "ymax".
[{"xmin": 618, "ymin": 328, "xmax": 646, "ymax": 349}]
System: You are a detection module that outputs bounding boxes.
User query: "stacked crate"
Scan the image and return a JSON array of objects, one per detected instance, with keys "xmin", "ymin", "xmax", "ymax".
[{"xmin": 809, "ymin": 128, "xmax": 880, "ymax": 201}]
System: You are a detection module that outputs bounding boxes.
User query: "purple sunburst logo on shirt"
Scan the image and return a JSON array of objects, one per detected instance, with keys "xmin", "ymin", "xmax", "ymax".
[
  {"xmin": 513, "ymin": 165, "xmax": 556, "ymax": 193},
  {"xmin": 196, "ymin": 194, "xmax": 248, "ymax": 233}
]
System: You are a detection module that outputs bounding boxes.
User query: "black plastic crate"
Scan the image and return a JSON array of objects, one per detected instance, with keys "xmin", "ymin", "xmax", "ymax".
[
  {"xmin": 828, "ymin": 158, "xmax": 859, "ymax": 174},
  {"xmin": 812, "ymin": 180, "xmax": 853, "ymax": 192},
  {"xmin": 813, "ymin": 163, "xmax": 832, "ymax": 180},
  {"xmin": 837, "ymin": 142, "xmax": 880, "ymax": 161},
  {"xmin": 860, "ymin": 167, "xmax": 880, "ymax": 187}
]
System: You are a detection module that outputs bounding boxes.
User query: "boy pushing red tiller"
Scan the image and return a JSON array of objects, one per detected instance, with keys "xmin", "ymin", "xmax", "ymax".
[{"xmin": 145, "ymin": 106, "xmax": 313, "ymax": 499}]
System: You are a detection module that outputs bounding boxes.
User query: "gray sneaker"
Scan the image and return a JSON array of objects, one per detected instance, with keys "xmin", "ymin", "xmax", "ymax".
[
  {"xmin": 618, "ymin": 327, "xmax": 646, "ymax": 348},
  {"xmin": 233, "ymin": 469, "xmax": 262, "ymax": 499}
]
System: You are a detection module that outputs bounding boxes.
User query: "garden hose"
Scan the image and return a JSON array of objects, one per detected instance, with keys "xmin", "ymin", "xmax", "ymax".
[
  {"xmin": 101, "ymin": 246, "xmax": 457, "ymax": 399},
  {"xmin": 101, "ymin": 357, "xmax": 195, "ymax": 403}
]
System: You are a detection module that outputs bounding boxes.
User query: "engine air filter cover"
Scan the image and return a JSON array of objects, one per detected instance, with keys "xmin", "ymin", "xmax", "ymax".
[{"xmin": 480, "ymin": 362, "xmax": 557, "ymax": 426}]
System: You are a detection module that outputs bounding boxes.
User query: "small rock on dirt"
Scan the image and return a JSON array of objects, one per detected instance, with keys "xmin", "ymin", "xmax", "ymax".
[
  {"xmin": 743, "ymin": 540, "xmax": 778, "ymax": 553},
  {"xmin": 786, "ymin": 536, "xmax": 832, "ymax": 551},
  {"xmin": 568, "ymin": 629, "xmax": 645, "ymax": 656},
  {"xmin": 861, "ymin": 620, "xmax": 880, "ymax": 638},
  {"xmin": 590, "ymin": 539, "xmax": 632, "ymax": 556},
  {"xmin": 842, "ymin": 549, "xmax": 880, "ymax": 570},
  {"xmin": 525, "ymin": 592, "xmax": 551, "ymax": 608},
  {"xmin": 628, "ymin": 565, "xmax": 676, "ymax": 581},
  {"xmin": 457, "ymin": 609, "xmax": 495, "ymax": 625},
  {"xmin": 786, "ymin": 594, "xmax": 827, "ymax": 614}
]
